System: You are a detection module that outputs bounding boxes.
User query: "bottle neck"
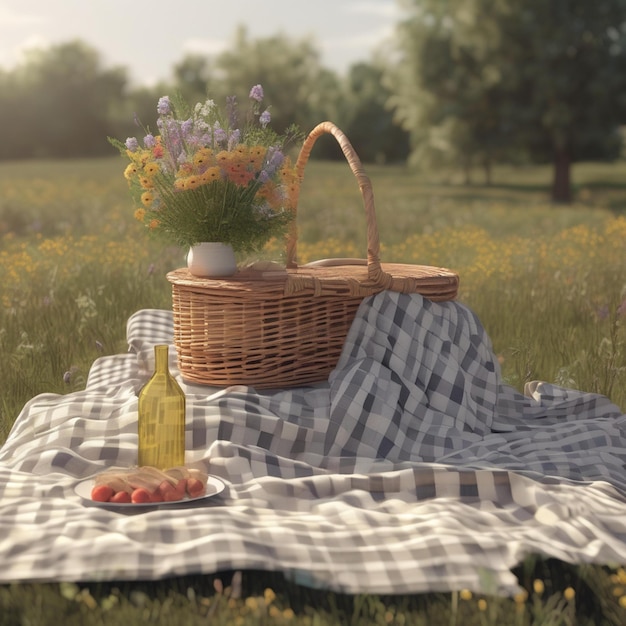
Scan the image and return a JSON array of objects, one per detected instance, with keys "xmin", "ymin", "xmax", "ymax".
[{"xmin": 154, "ymin": 345, "xmax": 169, "ymax": 374}]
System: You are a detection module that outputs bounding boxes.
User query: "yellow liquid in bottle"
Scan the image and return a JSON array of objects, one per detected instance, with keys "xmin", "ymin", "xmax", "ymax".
[{"xmin": 137, "ymin": 345, "xmax": 186, "ymax": 469}]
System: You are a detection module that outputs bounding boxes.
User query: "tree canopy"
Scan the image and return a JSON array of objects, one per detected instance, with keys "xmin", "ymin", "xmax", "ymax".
[
  {"xmin": 388, "ymin": 0, "xmax": 626, "ymax": 201},
  {"xmin": 3, "ymin": 7, "xmax": 626, "ymax": 205}
]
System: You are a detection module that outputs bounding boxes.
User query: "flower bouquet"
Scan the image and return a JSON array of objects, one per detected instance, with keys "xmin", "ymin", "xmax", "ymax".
[{"xmin": 110, "ymin": 85, "xmax": 302, "ymax": 261}]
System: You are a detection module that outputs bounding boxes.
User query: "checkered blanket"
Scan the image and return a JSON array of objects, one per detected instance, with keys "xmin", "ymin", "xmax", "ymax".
[{"xmin": 1, "ymin": 291, "xmax": 625, "ymax": 595}]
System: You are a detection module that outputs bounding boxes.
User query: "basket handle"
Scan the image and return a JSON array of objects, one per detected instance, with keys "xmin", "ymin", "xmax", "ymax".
[{"xmin": 286, "ymin": 122, "xmax": 394, "ymax": 289}]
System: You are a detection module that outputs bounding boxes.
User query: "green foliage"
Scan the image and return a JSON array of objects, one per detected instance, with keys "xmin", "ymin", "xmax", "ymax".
[
  {"xmin": 389, "ymin": 0, "xmax": 626, "ymax": 201},
  {"xmin": 1, "ymin": 561, "xmax": 626, "ymax": 625},
  {"xmin": 0, "ymin": 40, "xmax": 127, "ymax": 159},
  {"xmin": 214, "ymin": 26, "xmax": 338, "ymax": 136},
  {"xmin": 0, "ymin": 30, "xmax": 411, "ymax": 165},
  {"xmin": 340, "ymin": 62, "xmax": 411, "ymax": 164}
]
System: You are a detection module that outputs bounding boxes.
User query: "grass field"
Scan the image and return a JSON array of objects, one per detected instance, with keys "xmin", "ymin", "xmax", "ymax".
[{"xmin": 1, "ymin": 155, "xmax": 626, "ymax": 624}]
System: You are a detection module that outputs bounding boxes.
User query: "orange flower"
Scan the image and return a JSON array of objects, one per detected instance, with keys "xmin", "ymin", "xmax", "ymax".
[
  {"xmin": 229, "ymin": 169, "xmax": 255, "ymax": 186},
  {"xmin": 200, "ymin": 166, "xmax": 221, "ymax": 184},
  {"xmin": 134, "ymin": 208, "xmax": 146, "ymax": 222},
  {"xmin": 148, "ymin": 219, "xmax": 160, "ymax": 230}
]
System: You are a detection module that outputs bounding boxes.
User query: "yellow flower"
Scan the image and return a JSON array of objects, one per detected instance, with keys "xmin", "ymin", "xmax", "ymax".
[
  {"xmin": 234, "ymin": 144, "xmax": 249, "ymax": 158},
  {"xmin": 248, "ymin": 145, "xmax": 266, "ymax": 168},
  {"xmin": 514, "ymin": 589, "xmax": 528, "ymax": 604},
  {"xmin": 201, "ymin": 166, "xmax": 221, "ymax": 184},
  {"xmin": 174, "ymin": 178, "xmax": 187, "ymax": 191},
  {"xmin": 459, "ymin": 589, "xmax": 472, "ymax": 601},
  {"xmin": 216, "ymin": 150, "xmax": 231, "ymax": 165},
  {"xmin": 124, "ymin": 163, "xmax": 138, "ymax": 180},
  {"xmin": 533, "ymin": 579, "xmax": 545, "ymax": 596},
  {"xmin": 193, "ymin": 148, "xmax": 213, "ymax": 167},
  {"xmin": 134, "ymin": 208, "xmax": 146, "ymax": 222},
  {"xmin": 564, "ymin": 587, "xmax": 575, "ymax": 601},
  {"xmin": 263, "ymin": 588, "xmax": 276, "ymax": 605},
  {"xmin": 148, "ymin": 219, "xmax": 160, "ymax": 230},
  {"xmin": 144, "ymin": 162, "xmax": 160, "ymax": 176},
  {"xmin": 139, "ymin": 176, "xmax": 153, "ymax": 189},
  {"xmin": 477, "ymin": 598, "xmax": 487, "ymax": 611},
  {"xmin": 185, "ymin": 175, "xmax": 201, "ymax": 190},
  {"xmin": 141, "ymin": 192, "xmax": 154, "ymax": 207}
]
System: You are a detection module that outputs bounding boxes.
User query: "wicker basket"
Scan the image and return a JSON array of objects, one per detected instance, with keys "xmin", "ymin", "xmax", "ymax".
[{"xmin": 167, "ymin": 121, "xmax": 459, "ymax": 388}]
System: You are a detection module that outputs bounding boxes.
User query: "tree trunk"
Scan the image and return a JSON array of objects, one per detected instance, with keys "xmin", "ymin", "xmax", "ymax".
[
  {"xmin": 483, "ymin": 157, "xmax": 492, "ymax": 186},
  {"xmin": 463, "ymin": 157, "xmax": 472, "ymax": 185},
  {"xmin": 551, "ymin": 148, "xmax": 572, "ymax": 203}
]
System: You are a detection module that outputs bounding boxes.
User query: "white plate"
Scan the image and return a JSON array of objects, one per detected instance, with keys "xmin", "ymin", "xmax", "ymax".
[{"xmin": 74, "ymin": 475, "xmax": 225, "ymax": 508}]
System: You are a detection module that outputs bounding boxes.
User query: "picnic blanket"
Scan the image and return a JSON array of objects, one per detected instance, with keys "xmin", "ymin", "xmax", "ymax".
[{"xmin": 1, "ymin": 291, "xmax": 626, "ymax": 596}]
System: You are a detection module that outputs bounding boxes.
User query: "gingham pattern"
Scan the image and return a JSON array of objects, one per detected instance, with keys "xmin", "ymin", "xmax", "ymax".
[{"xmin": 1, "ymin": 292, "xmax": 625, "ymax": 595}]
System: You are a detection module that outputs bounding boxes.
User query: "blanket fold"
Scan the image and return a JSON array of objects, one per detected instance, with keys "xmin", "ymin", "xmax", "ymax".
[{"xmin": 0, "ymin": 292, "xmax": 625, "ymax": 595}]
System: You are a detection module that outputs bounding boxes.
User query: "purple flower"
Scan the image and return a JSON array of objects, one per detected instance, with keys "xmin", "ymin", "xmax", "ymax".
[
  {"xmin": 268, "ymin": 147, "xmax": 284, "ymax": 169},
  {"xmin": 125, "ymin": 137, "xmax": 139, "ymax": 152},
  {"xmin": 259, "ymin": 109, "xmax": 271, "ymax": 127},
  {"xmin": 213, "ymin": 122, "xmax": 227, "ymax": 145},
  {"xmin": 157, "ymin": 96, "xmax": 171, "ymax": 115},
  {"xmin": 249, "ymin": 84, "xmax": 264, "ymax": 102},
  {"xmin": 228, "ymin": 129, "xmax": 241, "ymax": 150},
  {"xmin": 143, "ymin": 134, "xmax": 156, "ymax": 148},
  {"xmin": 597, "ymin": 305, "xmax": 610, "ymax": 320},
  {"xmin": 181, "ymin": 118, "xmax": 194, "ymax": 137},
  {"xmin": 258, "ymin": 146, "xmax": 285, "ymax": 181}
]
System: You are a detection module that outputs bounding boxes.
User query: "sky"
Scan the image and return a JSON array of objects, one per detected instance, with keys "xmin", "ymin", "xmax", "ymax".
[{"xmin": 0, "ymin": 0, "xmax": 403, "ymax": 86}]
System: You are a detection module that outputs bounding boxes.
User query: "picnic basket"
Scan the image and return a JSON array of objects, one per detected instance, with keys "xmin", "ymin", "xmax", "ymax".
[{"xmin": 167, "ymin": 121, "xmax": 459, "ymax": 388}]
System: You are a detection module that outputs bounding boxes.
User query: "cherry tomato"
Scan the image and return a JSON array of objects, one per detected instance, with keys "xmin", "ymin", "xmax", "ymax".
[{"xmin": 91, "ymin": 485, "xmax": 114, "ymax": 502}]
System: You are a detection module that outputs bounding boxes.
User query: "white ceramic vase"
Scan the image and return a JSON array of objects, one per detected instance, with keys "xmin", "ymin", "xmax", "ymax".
[{"xmin": 187, "ymin": 242, "xmax": 237, "ymax": 278}]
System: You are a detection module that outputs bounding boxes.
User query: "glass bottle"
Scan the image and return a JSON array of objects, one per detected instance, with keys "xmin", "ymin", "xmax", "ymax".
[{"xmin": 137, "ymin": 344, "xmax": 186, "ymax": 469}]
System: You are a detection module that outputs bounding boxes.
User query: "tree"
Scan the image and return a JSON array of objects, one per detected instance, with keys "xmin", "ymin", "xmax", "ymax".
[
  {"xmin": 341, "ymin": 62, "xmax": 410, "ymax": 164},
  {"xmin": 0, "ymin": 40, "xmax": 127, "ymax": 159},
  {"xmin": 20, "ymin": 40, "xmax": 126, "ymax": 157},
  {"xmin": 172, "ymin": 54, "xmax": 214, "ymax": 104},
  {"xmin": 214, "ymin": 26, "xmax": 342, "ymax": 141},
  {"xmin": 389, "ymin": 0, "xmax": 626, "ymax": 201}
]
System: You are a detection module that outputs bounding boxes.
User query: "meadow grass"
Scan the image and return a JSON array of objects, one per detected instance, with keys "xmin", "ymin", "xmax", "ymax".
[{"xmin": 1, "ymin": 156, "xmax": 626, "ymax": 623}]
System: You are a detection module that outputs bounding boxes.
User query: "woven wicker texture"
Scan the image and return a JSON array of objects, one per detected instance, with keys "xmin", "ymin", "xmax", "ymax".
[{"xmin": 167, "ymin": 122, "xmax": 459, "ymax": 388}]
